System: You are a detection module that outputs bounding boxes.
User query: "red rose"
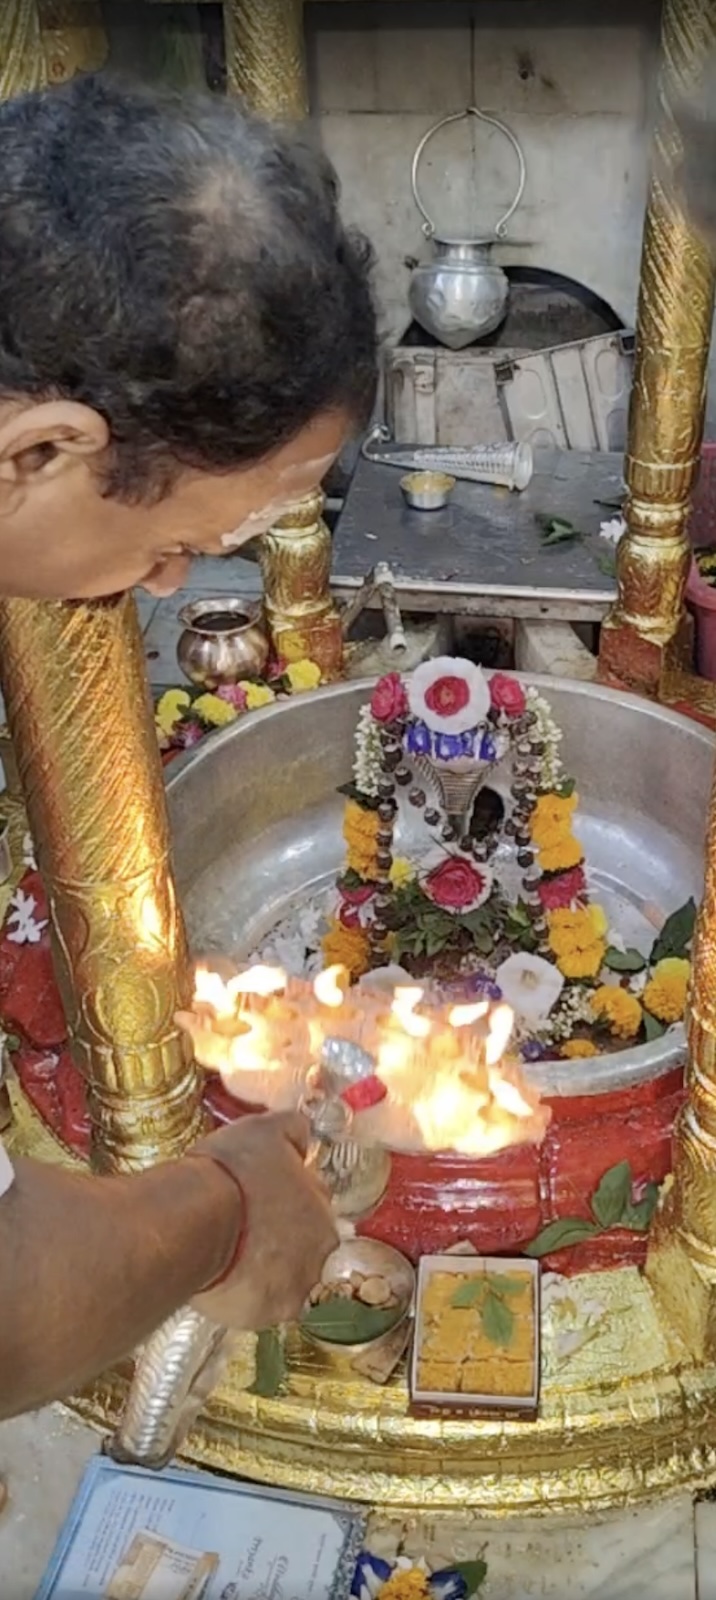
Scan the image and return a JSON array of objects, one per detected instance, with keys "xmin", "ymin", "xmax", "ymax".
[
  {"xmin": 489, "ymin": 673, "xmax": 526, "ymax": 717},
  {"xmin": 424, "ymin": 856, "xmax": 487, "ymax": 912},
  {"xmin": 538, "ymin": 865, "xmax": 586, "ymax": 910},
  {"xmin": 424, "ymin": 674, "xmax": 470, "ymax": 718},
  {"xmin": 370, "ymin": 672, "xmax": 409, "ymax": 724},
  {"xmin": 342, "ymin": 1075, "xmax": 388, "ymax": 1112}
]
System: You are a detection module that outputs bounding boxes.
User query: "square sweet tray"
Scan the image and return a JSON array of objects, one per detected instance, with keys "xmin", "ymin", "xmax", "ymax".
[{"xmin": 410, "ymin": 1254, "xmax": 540, "ymax": 1416}]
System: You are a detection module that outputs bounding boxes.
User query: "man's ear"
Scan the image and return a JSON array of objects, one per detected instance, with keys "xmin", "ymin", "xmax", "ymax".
[{"xmin": 0, "ymin": 401, "xmax": 110, "ymax": 500}]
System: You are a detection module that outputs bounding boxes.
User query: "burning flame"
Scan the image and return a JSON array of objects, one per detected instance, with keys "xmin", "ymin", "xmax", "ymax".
[{"xmin": 184, "ymin": 962, "xmax": 549, "ymax": 1156}]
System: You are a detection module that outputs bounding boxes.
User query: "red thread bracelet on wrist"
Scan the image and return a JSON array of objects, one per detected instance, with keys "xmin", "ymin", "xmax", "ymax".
[{"xmin": 189, "ymin": 1152, "xmax": 248, "ymax": 1292}]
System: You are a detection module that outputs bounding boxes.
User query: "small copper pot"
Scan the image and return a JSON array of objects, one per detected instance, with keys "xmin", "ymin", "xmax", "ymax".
[{"xmin": 176, "ymin": 598, "xmax": 270, "ymax": 689}]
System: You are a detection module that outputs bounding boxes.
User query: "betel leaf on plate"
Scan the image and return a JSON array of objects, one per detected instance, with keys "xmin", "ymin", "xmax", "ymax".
[
  {"xmin": 650, "ymin": 897, "xmax": 697, "ymax": 964},
  {"xmin": 590, "ymin": 1159, "xmax": 633, "ymax": 1230},
  {"xmin": 481, "ymin": 1290, "xmax": 515, "ymax": 1348},
  {"xmin": 619, "ymin": 1183, "xmax": 660, "ymax": 1233},
  {"xmin": 300, "ymin": 1298, "xmax": 401, "ymax": 1345},
  {"xmin": 524, "ymin": 1217, "xmax": 599, "ymax": 1258},
  {"xmin": 603, "ymin": 946, "xmax": 646, "ymax": 974},
  {"xmin": 451, "ymin": 1278, "xmax": 488, "ymax": 1310},
  {"xmin": 486, "ymin": 1273, "xmax": 527, "ymax": 1297},
  {"xmin": 249, "ymin": 1329, "xmax": 286, "ymax": 1399}
]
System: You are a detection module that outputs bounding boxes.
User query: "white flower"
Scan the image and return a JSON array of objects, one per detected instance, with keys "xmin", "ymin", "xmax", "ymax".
[
  {"xmin": 496, "ymin": 951, "xmax": 564, "ymax": 1027},
  {"xmin": 22, "ymin": 832, "xmax": 37, "ymax": 870},
  {"xmin": 6, "ymin": 888, "xmax": 47, "ymax": 946},
  {"xmin": 408, "ymin": 656, "xmax": 490, "ymax": 735},
  {"xmin": 599, "ymin": 516, "xmax": 626, "ymax": 545},
  {"xmin": 353, "ymin": 704, "xmax": 383, "ymax": 799}
]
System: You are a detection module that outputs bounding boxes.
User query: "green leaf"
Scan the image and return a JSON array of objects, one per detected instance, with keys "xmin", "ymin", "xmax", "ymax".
[
  {"xmin": 650, "ymin": 898, "xmax": 697, "ymax": 964},
  {"xmin": 556, "ymin": 778, "xmax": 576, "ymax": 798},
  {"xmin": 451, "ymin": 1279, "xmax": 488, "ymax": 1310},
  {"xmin": 536, "ymin": 514, "xmax": 581, "ymax": 546},
  {"xmin": 619, "ymin": 1183, "xmax": 660, "ymax": 1233},
  {"xmin": 3, "ymin": 1033, "xmax": 19, "ymax": 1053},
  {"xmin": 336, "ymin": 781, "xmax": 379, "ymax": 810},
  {"xmin": 603, "ymin": 946, "xmax": 646, "ymax": 974},
  {"xmin": 300, "ymin": 1298, "xmax": 400, "ymax": 1345},
  {"xmin": 456, "ymin": 1560, "xmax": 488, "ymax": 1597},
  {"xmin": 338, "ymin": 868, "xmax": 368, "ymax": 892},
  {"xmin": 644, "ymin": 1011, "xmax": 666, "ymax": 1041},
  {"xmin": 524, "ymin": 1217, "xmax": 600, "ymax": 1258},
  {"xmin": 591, "ymin": 1160, "xmax": 633, "ymax": 1229},
  {"xmin": 481, "ymin": 1290, "xmax": 515, "ymax": 1348},
  {"xmin": 505, "ymin": 900, "xmax": 532, "ymax": 930},
  {"xmin": 486, "ymin": 1273, "xmax": 528, "ymax": 1297},
  {"xmin": 249, "ymin": 1329, "xmax": 285, "ymax": 1398}
]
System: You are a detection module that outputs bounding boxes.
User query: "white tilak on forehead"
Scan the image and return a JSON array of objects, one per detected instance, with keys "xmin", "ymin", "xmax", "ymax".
[{"xmin": 219, "ymin": 454, "xmax": 335, "ymax": 550}]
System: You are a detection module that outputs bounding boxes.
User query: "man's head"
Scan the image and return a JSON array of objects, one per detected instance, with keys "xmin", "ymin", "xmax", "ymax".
[{"xmin": 0, "ymin": 75, "xmax": 377, "ymax": 599}]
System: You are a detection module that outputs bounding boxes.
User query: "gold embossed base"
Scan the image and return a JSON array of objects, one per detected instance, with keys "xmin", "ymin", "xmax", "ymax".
[{"xmin": 64, "ymin": 1265, "xmax": 716, "ymax": 1514}]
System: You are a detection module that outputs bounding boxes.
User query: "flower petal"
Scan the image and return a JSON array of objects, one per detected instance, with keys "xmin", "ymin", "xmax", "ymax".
[{"xmin": 409, "ymin": 657, "xmax": 490, "ymax": 735}]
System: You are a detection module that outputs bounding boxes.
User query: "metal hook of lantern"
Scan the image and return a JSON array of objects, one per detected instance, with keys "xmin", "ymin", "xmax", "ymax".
[{"xmin": 408, "ymin": 105, "xmax": 528, "ymax": 349}]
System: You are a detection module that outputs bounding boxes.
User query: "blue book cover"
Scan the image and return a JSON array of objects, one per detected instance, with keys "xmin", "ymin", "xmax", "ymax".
[{"xmin": 37, "ymin": 1455, "xmax": 366, "ymax": 1600}]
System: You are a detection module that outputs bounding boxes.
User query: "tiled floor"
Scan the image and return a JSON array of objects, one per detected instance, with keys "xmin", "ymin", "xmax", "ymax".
[{"xmin": 0, "ymin": 1406, "xmax": 713, "ymax": 1597}]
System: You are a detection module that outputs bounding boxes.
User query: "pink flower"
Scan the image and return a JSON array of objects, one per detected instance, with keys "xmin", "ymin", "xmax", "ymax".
[
  {"xmin": 174, "ymin": 720, "xmax": 204, "ymax": 749},
  {"xmin": 340, "ymin": 883, "xmax": 375, "ymax": 907},
  {"xmin": 538, "ymin": 865, "xmax": 586, "ymax": 910},
  {"xmin": 425, "ymin": 674, "xmax": 470, "ymax": 719},
  {"xmin": 370, "ymin": 672, "xmax": 409, "ymax": 724},
  {"xmin": 489, "ymin": 673, "xmax": 526, "ymax": 717},
  {"xmin": 424, "ymin": 856, "xmax": 490, "ymax": 913},
  {"xmin": 217, "ymin": 683, "xmax": 248, "ymax": 711}
]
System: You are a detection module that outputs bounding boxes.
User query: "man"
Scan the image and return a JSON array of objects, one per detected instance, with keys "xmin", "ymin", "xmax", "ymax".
[{"xmin": 0, "ymin": 72, "xmax": 377, "ymax": 1420}]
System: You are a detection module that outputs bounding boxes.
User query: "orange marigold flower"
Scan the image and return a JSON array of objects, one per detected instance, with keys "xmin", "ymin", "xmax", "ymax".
[
  {"xmin": 321, "ymin": 919, "xmax": 371, "ymax": 981},
  {"xmin": 537, "ymin": 834, "xmax": 584, "ymax": 875},
  {"xmin": 643, "ymin": 957, "xmax": 690, "ymax": 1025},
  {"xmin": 591, "ymin": 984, "xmax": 643, "ymax": 1039},
  {"xmin": 561, "ymin": 1038, "xmax": 599, "ymax": 1059}
]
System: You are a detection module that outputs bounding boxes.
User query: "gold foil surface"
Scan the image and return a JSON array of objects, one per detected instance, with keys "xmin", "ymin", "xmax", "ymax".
[
  {"xmin": 260, "ymin": 492, "xmax": 344, "ymax": 679},
  {"xmin": 0, "ymin": 0, "xmax": 45, "ymax": 96},
  {"xmin": 224, "ymin": 0, "xmax": 307, "ymax": 118},
  {"xmin": 602, "ymin": 0, "xmax": 716, "ymax": 657},
  {"xmin": 37, "ymin": 1, "xmax": 107, "ymax": 83},
  {"xmin": 65, "ymin": 1266, "xmax": 716, "ymax": 1514},
  {"xmin": 0, "ymin": 595, "xmax": 204, "ymax": 1172}
]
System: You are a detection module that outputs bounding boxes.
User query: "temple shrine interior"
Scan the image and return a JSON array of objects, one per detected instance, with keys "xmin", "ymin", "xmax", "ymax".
[{"xmin": 4, "ymin": 2, "xmax": 716, "ymax": 1596}]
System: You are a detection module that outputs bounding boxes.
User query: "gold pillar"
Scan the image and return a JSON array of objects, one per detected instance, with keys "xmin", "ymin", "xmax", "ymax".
[
  {"xmin": 599, "ymin": 0, "xmax": 716, "ymax": 698},
  {"xmin": 0, "ymin": 596, "xmax": 204, "ymax": 1173},
  {"xmin": 224, "ymin": 0, "xmax": 307, "ymax": 117},
  {"xmin": 37, "ymin": 1, "xmax": 107, "ymax": 83},
  {"xmin": 260, "ymin": 491, "xmax": 344, "ymax": 679}
]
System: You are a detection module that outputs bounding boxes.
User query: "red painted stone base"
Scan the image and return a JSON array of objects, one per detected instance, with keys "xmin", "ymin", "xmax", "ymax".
[{"xmin": 2, "ymin": 867, "xmax": 683, "ymax": 1278}]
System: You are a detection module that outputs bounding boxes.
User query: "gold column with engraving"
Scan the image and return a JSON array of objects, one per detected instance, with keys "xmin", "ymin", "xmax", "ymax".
[
  {"xmin": 0, "ymin": 597, "xmax": 204, "ymax": 1172},
  {"xmin": 224, "ymin": 0, "xmax": 307, "ymax": 116},
  {"xmin": 260, "ymin": 491, "xmax": 344, "ymax": 679},
  {"xmin": 599, "ymin": 0, "xmax": 716, "ymax": 698}
]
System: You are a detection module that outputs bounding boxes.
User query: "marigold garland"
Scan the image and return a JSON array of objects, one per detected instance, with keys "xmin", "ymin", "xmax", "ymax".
[
  {"xmin": 530, "ymin": 790, "xmax": 584, "ymax": 876},
  {"xmin": 643, "ymin": 957, "xmax": 690, "ymax": 1025},
  {"xmin": 560, "ymin": 1038, "xmax": 599, "ymax": 1059},
  {"xmin": 591, "ymin": 984, "xmax": 643, "ymax": 1040},
  {"xmin": 321, "ymin": 918, "xmax": 371, "ymax": 980},
  {"xmin": 193, "ymin": 692, "xmax": 239, "ymax": 727},
  {"xmin": 377, "ymin": 1573, "xmax": 430, "ymax": 1600}
]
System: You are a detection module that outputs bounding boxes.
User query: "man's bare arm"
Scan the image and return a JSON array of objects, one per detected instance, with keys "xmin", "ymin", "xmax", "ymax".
[
  {"xmin": 0, "ymin": 1154, "xmax": 238, "ymax": 1418},
  {"xmin": 0, "ymin": 1111, "xmax": 337, "ymax": 1421}
]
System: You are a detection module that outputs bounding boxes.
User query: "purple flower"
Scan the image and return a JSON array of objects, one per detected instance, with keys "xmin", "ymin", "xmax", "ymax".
[
  {"xmin": 174, "ymin": 720, "xmax": 204, "ymax": 749},
  {"xmin": 352, "ymin": 1553, "xmax": 393, "ymax": 1598},
  {"xmin": 520, "ymin": 1038, "xmax": 546, "ymax": 1062},
  {"xmin": 407, "ymin": 720, "xmax": 432, "ymax": 756},
  {"xmin": 479, "ymin": 732, "xmax": 498, "ymax": 762},
  {"xmin": 429, "ymin": 1572, "xmax": 468, "ymax": 1600},
  {"xmin": 435, "ymin": 732, "xmax": 462, "ymax": 761}
]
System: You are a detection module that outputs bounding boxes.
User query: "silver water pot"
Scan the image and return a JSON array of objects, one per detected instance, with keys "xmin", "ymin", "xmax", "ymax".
[{"xmin": 408, "ymin": 107, "xmax": 526, "ymax": 350}]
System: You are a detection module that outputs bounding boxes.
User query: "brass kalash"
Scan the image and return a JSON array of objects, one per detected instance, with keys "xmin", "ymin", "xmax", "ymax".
[{"xmin": 5, "ymin": 0, "xmax": 716, "ymax": 1530}]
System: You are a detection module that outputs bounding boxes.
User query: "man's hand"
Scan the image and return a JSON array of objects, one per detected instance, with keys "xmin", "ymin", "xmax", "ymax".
[{"xmin": 191, "ymin": 1111, "xmax": 338, "ymax": 1330}]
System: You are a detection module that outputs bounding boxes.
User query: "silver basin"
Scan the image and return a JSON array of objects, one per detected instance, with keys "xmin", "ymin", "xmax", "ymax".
[{"xmin": 165, "ymin": 676, "xmax": 713, "ymax": 1101}]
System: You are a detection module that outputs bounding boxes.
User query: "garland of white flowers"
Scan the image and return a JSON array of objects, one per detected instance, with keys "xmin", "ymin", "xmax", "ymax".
[
  {"xmin": 525, "ymin": 686, "xmax": 564, "ymax": 791},
  {"xmin": 353, "ymin": 703, "xmax": 383, "ymax": 799}
]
